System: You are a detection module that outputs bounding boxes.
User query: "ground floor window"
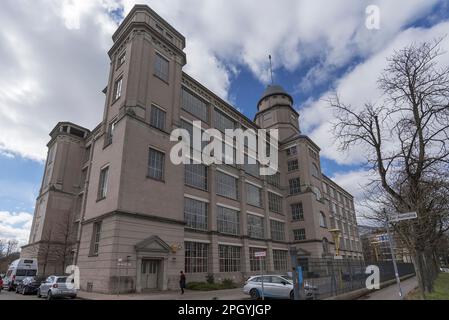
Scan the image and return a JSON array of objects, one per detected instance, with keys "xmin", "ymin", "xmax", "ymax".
[
  {"xmin": 219, "ymin": 245, "xmax": 241, "ymax": 272},
  {"xmin": 249, "ymin": 247, "xmax": 267, "ymax": 272},
  {"xmin": 185, "ymin": 242, "xmax": 209, "ymax": 273},
  {"xmin": 273, "ymin": 250, "xmax": 288, "ymax": 271}
]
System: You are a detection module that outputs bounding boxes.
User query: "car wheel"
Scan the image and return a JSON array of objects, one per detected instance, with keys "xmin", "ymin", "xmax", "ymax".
[
  {"xmin": 290, "ymin": 290, "xmax": 295, "ymax": 300},
  {"xmin": 37, "ymin": 289, "xmax": 41, "ymax": 298},
  {"xmin": 250, "ymin": 288, "xmax": 260, "ymax": 300},
  {"xmin": 47, "ymin": 291, "xmax": 53, "ymax": 300}
]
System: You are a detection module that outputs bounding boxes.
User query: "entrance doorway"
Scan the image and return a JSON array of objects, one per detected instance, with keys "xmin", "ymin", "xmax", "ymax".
[{"xmin": 141, "ymin": 259, "xmax": 160, "ymax": 290}]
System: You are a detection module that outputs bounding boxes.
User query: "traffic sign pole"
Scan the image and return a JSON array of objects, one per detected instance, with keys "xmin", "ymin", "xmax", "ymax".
[{"xmin": 384, "ymin": 209, "xmax": 403, "ymax": 298}]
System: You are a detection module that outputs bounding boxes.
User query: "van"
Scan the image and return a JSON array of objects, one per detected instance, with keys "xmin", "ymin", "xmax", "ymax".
[{"xmin": 3, "ymin": 258, "xmax": 38, "ymax": 291}]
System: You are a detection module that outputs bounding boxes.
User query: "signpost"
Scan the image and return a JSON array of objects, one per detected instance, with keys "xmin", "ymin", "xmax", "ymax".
[
  {"xmin": 255, "ymin": 251, "xmax": 266, "ymax": 300},
  {"xmin": 384, "ymin": 209, "xmax": 417, "ymax": 299}
]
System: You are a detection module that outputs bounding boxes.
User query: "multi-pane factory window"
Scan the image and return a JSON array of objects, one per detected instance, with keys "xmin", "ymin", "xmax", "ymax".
[
  {"xmin": 148, "ymin": 148, "xmax": 165, "ymax": 180},
  {"xmin": 216, "ymin": 171, "xmax": 238, "ymax": 200},
  {"xmin": 97, "ymin": 166, "xmax": 109, "ymax": 200},
  {"xmin": 181, "ymin": 88, "xmax": 208, "ymax": 122},
  {"xmin": 247, "ymin": 214, "xmax": 264, "ymax": 239},
  {"xmin": 291, "ymin": 203, "xmax": 304, "ymax": 221},
  {"xmin": 287, "ymin": 159, "xmax": 299, "ymax": 171},
  {"xmin": 270, "ymin": 220, "xmax": 285, "ymax": 241},
  {"xmin": 154, "ymin": 53, "xmax": 169, "ymax": 82},
  {"xmin": 266, "ymin": 172, "xmax": 281, "ymax": 188},
  {"xmin": 293, "ymin": 229, "xmax": 306, "ymax": 241},
  {"xmin": 185, "ymin": 242, "xmax": 208, "ymax": 273},
  {"xmin": 273, "ymin": 250, "xmax": 288, "ymax": 271},
  {"xmin": 246, "ymin": 183, "xmax": 262, "ymax": 207},
  {"xmin": 214, "ymin": 109, "xmax": 235, "ymax": 133},
  {"xmin": 217, "ymin": 206, "xmax": 239, "ymax": 235},
  {"xmin": 219, "ymin": 245, "xmax": 241, "ymax": 272},
  {"xmin": 289, "ymin": 178, "xmax": 301, "ymax": 195},
  {"xmin": 249, "ymin": 247, "xmax": 267, "ymax": 271},
  {"xmin": 268, "ymin": 192, "xmax": 283, "ymax": 214},
  {"xmin": 90, "ymin": 221, "xmax": 102, "ymax": 256},
  {"xmin": 184, "ymin": 198, "xmax": 208, "ymax": 230},
  {"xmin": 185, "ymin": 164, "xmax": 208, "ymax": 190},
  {"xmin": 149, "ymin": 105, "xmax": 166, "ymax": 130},
  {"xmin": 286, "ymin": 146, "xmax": 297, "ymax": 156}
]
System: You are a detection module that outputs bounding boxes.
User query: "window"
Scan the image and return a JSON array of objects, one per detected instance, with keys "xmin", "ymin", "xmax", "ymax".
[
  {"xmin": 84, "ymin": 146, "xmax": 91, "ymax": 163},
  {"xmin": 90, "ymin": 221, "xmax": 102, "ymax": 256},
  {"xmin": 286, "ymin": 146, "xmax": 297, "ymax": 156},
  {"xmin": 291, "ymin": 203, "xmax": 304, "ymax": 221},
  {"xmin": 249, "ymin": 247, "xmax": 267, "ymax": 272},
  {"xmin": 243, "ymin": 155, "xmax": 260, "ymax": 177},
  {"xmin": 185, "ymin": 164, "xmax": 208, "ymax": 190},
  {"xmin": 246, "ymin": 183, "xmax": 262, "ymax": 207},
  {"xmin": 247, "ymin": 214, "xmax": 264, "ymax": 239},
  {"xmin": 311, "ymin": 163, "xmax": 320, "ymax": 177},
  {"xmin": 270, "ymin": 220, "xmax": 285, "ymax": 241},
  {"xmin": 117, "ymin": 51, "xmax": 126, "ymax": 68},
  {"xmin": 106, "ymin": 120, "xmax": 117, "ymax": 145},
  {"xmin": 114, "ymin": 77, "xmax": 123, "ymax": 101},
  {"xmin": 216, "ymin": 171, "xmax": 238, "ymax": 200},
  {"xmin": 273, "ymin": 250, "xmax": 288, "ymax": 271},
  {"xmin": 219, "ymin": 245, "xmax": 241, "ymax": 272},
  {"xmin": 322, "ymin": 238, "xmax": 329, "ymax": 254},
  {"xmin": 287, "ymin": 159, "xmax": 299, "ymax": 171},
  {"xmin": 154, "ymin": 53, "xmax": 169, "ymax": 82},
  {"xmin": 185, "ymin": 242, "xmax": 208, "ymax": 273},
  {"xmin": 309, "ymin": 148, "xmax": 319, "ymax": 160},
  {"xmin": 214, "ymin": 109, "xmax": 235, "ymax": 132},
  {"xmin": 217, "ymin": 206, "xmax": 239, "ymax": 235},
  {"xmin": 293, "ymin": 229, "xmax": 306, "ymax": 241},
  {"xmin": 268, "ymin": 192, "xmax": 282, "ymax": 214},
  {"xmin": 148, "ymin": 148, "xmax": 165, "ymax": 180},
  {"xmin": 289, "ymin": 178, "xmax": 301, "ymax": 195},
  {"xmin": 266, "ymin": 172, "xmax": 280, "ymax": 188},
  {"xmin": 181, "ymin": 88, "xmax": 208, "ymax": 122},
  {"xmin": 150, "ymin": 105, "xmax": 166, "ymax": 130},
  {"xmin": 320, "ymin": 212, "xmax": 327, "ymax": 228},
  {"xmin": 97, "ymin": 166, "xmax": 109, "ymax": 200},
  {"xmin": 184, "ymin": 198, "xmax": 208, "ymax": 230}
]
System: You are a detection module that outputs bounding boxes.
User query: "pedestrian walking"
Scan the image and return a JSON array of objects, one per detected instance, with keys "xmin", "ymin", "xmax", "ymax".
[{"xmin": 179, "ymin": 271, "xmax": 186, "ymax": 294}]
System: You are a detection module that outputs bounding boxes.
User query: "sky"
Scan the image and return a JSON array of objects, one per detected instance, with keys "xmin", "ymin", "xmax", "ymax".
[{"xmin": 1, "ymin": 0, "xmax": 449, "ymax": 245}]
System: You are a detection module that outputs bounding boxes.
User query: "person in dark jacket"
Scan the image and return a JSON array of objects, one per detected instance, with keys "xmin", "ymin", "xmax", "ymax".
[{"xmin": 179, "ymin": 271, "xmax": 186, "ymax": 294}]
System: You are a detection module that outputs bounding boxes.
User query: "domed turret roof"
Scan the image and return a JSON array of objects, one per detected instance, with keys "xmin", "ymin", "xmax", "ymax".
[{"xmin": 258, "ymin": 84, "xmax": 293, "ymax": 109}]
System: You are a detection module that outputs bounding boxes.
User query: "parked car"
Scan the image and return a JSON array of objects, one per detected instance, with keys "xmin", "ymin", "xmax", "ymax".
[
  {"xmin": 244, "ymin": 275, "xmax": 294, "ymax": 300},
  {"xmin": 37, "ymin": 276, "xmax": 77, "ymax": 300},
  {"xmin": 3, "ymin": 258, "xmax": 38, "ymax": 291},
  {"xmin": 15, "ymin": 277, "xmax": 41, "ymax": 295}
]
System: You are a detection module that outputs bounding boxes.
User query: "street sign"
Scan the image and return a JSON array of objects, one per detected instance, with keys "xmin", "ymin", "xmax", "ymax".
[
  {"xmin": 254, "ymin": 251, "xmax": 266, "ymax": 258},
  {"xmin": 390, "ymin": 211, "xmax": 417, "ymax": 222}
]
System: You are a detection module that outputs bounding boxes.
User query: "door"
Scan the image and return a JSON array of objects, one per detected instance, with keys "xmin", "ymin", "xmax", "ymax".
[
  {"xmin": 270, "ymin": 276, "xmax": 292, "ymax": 298},
  {"xmin": 141, "ymin": 260, "xmax": 159, "ymax": 290}
]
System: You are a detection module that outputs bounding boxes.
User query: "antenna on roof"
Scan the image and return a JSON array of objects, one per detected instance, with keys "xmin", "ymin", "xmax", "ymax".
[{"xmin": 269, "ymin": 55, "xmax": 274, "ymax": 85}]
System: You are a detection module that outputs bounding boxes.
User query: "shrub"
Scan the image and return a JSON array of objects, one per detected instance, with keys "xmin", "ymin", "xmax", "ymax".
[
  {"xmin": 185, "ymin": 279, "xmax": 238, "ymax": 291},
  {"xmin": 206, "ymin": 273, "xmax": 215, "ymax": 284}
]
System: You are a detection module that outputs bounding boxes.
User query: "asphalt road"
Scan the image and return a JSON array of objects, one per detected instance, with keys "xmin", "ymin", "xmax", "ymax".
[{"xmin": 0, "ymin": 290, "xmax": 41, "ymax": 300}]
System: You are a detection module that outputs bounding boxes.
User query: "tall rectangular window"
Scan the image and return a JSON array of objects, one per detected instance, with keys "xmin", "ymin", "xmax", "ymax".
[
  {"xmin": 106, "ymin": 120, "xmax": 116, "ymax": 145},
  {"xmin": 185, "ymin": 164, "xmax": 208, "ymax": 190},
  {"xmin": 90, "ymin": 221, "xmax": 102, "ymax": 256},
  {"xmin": 293, "ymin": 229, "xmax": 306, "ymax": 241},
  {"xmin": 185, "ymin": 242, "xmax": 208, "ymax": 273},
  {"xmin": 219, "ymin": 245, "xmax": 241, "ymax": 272},
  {"xmin": 268, "ymin": 192, "xmax": 282, "ymax": 214},
  {"xmin": 289, "ymin": 178, "xmax": 301, "ymax": 195},
  {"xmin": 247, "ymin": 214, "xmax": 264, "ymax": 239},
  {"xmin": 150, "ymin": 105, "xmax": 166, "ymax": 130},
  {"xmin": 114, "ymin": 77, "xmax": 123, "ymax": 101},
  {"xmin": 246, "ymin": 183, "xmax": 262, "ymax": 207},
  {"xmin": 97, "ymin": 166, "xmax": 109, "ymax": 200},
  {"xmin": 249, "ymin": 247, "xmax": 267, "ymax": 272},
  {"xmin": 214, "ymin": 109, "xmax": 235, "ymax": 132},
  {"xmin": 148, "ymin": 148, "xmax": 165, "ymax": 180},
  {"xmin": 287, "ymin": 159, "xmax": 299, "ymax": 171},
  {"xmin": 154, "ymin": 53, "xmax": 169, "ymax": 82},
  {"xmin": 216, "ymin": 171, "xmax": 238, "ymax": 200},
  {"xmin": 270, "ymin": 220, "xmax": 285, "ymax": 241},
  {"xmin": 117, "ymin": 51, "xmax": 126, "ymax": 68},
  {"xmin": 217, "ymin": 206, "xmax": 239, "ymax": 235},
  {"xmin": 273, "ymin": 250, "xmax": 288, "ymax": 271},
  {"xmin": 181, "ymin": 88, "xmax": 208, "ymax": 122},
  {"xmin": 291, "ymin": 203, "xmax": 304, "ymax": 221},
  {"xmin": 266, "ymin": 172, "xmax": 281, "ymax": 188},
  {"xmin": 184, "ymin": 198, "xmax": 208, "ymax": 230}
]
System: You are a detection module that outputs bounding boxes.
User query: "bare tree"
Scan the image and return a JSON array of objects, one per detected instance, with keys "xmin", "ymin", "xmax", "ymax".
[{"xmin": 329, "ymin": 38, "xmax": 449, "ymax": 296}]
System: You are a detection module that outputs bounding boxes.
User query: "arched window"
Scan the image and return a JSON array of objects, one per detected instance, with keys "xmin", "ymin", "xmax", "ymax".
[
  {"xmin": 322, "ymin": 238, "xmax": 329, "ymax": 254},
  {"xmin": 319, "ymin": 211, "xmax": 327, "ymax": 228}
]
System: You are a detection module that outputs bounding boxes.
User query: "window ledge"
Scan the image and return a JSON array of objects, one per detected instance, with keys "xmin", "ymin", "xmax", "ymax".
[
  {"xmin": 146, "ymin": 176, "xmax": 165, "ymax": 183},
  {"xmin": 96, "ymin": 197, "xmax": 106, "ymax": 203}
]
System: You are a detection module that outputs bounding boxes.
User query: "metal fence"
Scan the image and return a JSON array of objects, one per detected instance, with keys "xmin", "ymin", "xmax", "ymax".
[{"xmin": 296, "ymin": 258, "xmax": 415, "ymax": 299}]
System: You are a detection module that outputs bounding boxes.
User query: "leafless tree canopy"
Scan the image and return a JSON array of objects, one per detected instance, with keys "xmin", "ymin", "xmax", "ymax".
[{"xmin": 329, "ymin": 38, "xmax": 449, "ymax": 296}]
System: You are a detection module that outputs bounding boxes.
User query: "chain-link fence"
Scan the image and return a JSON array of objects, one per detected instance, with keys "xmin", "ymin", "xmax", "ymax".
[{"xmin": 296, "ymin": 258, "xmax": 415, "ymax": 299}]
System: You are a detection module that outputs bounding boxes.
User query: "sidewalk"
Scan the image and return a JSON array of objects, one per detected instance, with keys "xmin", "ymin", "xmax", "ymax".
[
  {"xmin": 358, "ymin": 276, "xmax": 418, "ymax": 300},
  {"xmin": 77, "ymin": 288, "xmax": 249, "ymax": 300}
]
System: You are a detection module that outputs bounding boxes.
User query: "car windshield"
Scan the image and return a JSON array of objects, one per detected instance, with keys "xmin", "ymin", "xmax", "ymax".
[{"xmin": 56, "ymin": 277, "xmax": 68, "ymax": 283}]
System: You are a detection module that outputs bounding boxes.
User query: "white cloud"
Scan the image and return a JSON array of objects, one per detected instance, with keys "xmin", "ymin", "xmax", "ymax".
[{"xmin": 0, "ymin": 211, "xmax": 33, "ymax": 245}]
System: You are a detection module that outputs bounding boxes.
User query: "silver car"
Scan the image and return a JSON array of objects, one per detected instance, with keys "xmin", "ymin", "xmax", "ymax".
[
  {"xmin": 37, "ymin": 276, "xmax": 77, "ymax": 300},
  {"xmin": 243, "ymin": 275, "xmax": 294, "ymax": 300}
]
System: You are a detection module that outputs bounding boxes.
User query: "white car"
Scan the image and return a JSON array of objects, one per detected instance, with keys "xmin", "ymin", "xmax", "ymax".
[
  {"xmin": 37, "ymin": 276, "xmax": 77, "ymax": 300},
  {"xmin": 243, "ymin": 275, "xmax": 295, "ymax": 300}
]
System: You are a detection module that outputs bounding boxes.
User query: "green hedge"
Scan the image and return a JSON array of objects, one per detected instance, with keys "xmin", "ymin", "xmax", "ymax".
[{"xmin": 186, "ymin": 279, "xmax": 238, "ymax": 291}]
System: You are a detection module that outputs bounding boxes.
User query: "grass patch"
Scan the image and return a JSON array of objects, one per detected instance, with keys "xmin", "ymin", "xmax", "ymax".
[
  {"xmin": 406, "ymin": 273, "xmax": 449, "ymax": 300},
  {"xmin": 186, "ymin": 279, "xmax": 238, "ymax": 291}
]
